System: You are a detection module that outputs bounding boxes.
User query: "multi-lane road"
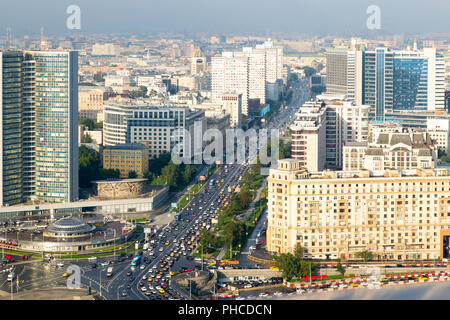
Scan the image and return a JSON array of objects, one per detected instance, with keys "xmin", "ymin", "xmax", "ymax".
[{"xmin": 0, "ymin": 79, "xmax": 310, "ymax": 300}]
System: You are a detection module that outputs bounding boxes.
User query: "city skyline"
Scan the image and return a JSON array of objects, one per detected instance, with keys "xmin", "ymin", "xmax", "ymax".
[{"xmin": 1, "ymin": 0, "xmax": 450, "ymax": 37}]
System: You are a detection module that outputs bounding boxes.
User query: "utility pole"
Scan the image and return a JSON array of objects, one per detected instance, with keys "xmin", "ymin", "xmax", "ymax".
[
  {"xmin": 189, "ymin": 279, "xmax": 192, "ymax": 300},
  {"xmin": 309, "ymin": 261, "xmax": 312, "ymax": 286}
]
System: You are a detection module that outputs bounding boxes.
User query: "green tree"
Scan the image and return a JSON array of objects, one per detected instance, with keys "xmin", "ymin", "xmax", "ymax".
[
  {"xmin": 81, "ymin": 133, "xmax": 93, "ymax": 143},
  {"xmin": 302, "ymin": 66, "xmax": 316, "ymax": 77},
  {"xmin": 336, "ymin": 258, "xmax": 346, "ymax": 275},
  {"xmin": 355, "ymin": 250, "xmax": 374, "ymax": 262},
  {"xmin": 273, "ymin": 253, "xmax": 299, "ymax": 282},
  {"xmin": 298, "ymin": 260, "xmax": 317, "ymax": 279},
  {"xmin": 128, "ymin": 170, "xmax": 138, "ymax": 179},
  {"xmin": 80, "ymin": 118, "xmax": 95, "ymax": 130},
  {"xmin": 93, "ymin": 73, "xmax": 104, "ymax": 82},
  {"xmin": 130, "ymin": 86, "xmax": 148, "ymax": 98},
  {"xmin": 293, "ymin": 243, "xmax": 304, "ymax": 260}
]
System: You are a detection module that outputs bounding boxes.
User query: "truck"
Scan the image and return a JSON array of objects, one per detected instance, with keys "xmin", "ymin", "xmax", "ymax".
[
  {"xmin": 175, "ymin": 213, "xmax": 181, "ymax": 221},
  {"xmin": 106, "ymin": 267, "xmax": 113, "ymax": 278}
]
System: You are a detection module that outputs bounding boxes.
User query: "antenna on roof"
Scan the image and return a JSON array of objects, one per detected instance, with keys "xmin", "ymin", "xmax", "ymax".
[{"xmin": 6, "ymin": 27, "xmax": 11, "ymax": 50}]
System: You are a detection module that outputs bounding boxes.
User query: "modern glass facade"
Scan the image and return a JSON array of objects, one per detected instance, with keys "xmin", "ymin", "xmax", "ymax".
[
  {"xmin": 363, "ymin": 48, "xmax": 393, "ymax": 121},
  {"xmin": 0, "ymin": 50, "xmax": 78, "ymax": 206},
  {"xmin": 0, "ymin": 51, "xmax": 23, "ymax": 205},
  {"xmin": 393, "ymin": 55, "xmax": 428, "ymax": 111}
]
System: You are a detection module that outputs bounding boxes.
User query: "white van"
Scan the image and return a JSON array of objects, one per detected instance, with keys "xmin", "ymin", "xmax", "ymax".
[{"xmin": 7, "ymin": 272, "xmax": 15, "ymax": 282}]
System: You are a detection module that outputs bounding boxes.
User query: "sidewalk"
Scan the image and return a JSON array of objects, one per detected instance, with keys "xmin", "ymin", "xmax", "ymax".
[{"xmin": 236, "ymin": 180, "xmax": 267, "ymax": 223}]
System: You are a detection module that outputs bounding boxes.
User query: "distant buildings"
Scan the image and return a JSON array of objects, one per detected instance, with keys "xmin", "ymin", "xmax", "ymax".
[
  {"xmin": 211, "ymin": 39, "xmax": 283, "ymax": 115},
  {"xmin": 0, "ymin": 50, "xmax": 78, "ymax": 206},
  {"xmin": 267, "ymin": 159, "xmax": 450, "ymax": 261},
  {"xmin": 103, "ymin": 142, "xmax": 149, "ymax": 178},
  {"xmin": 78, "ymin": 86, "xmax": 107, "ymax": 122},
  {"xmin": 190, "ymin": 47, "xmax": 207, "ymax": 76},
  {"xmin": 92, "ymin": 43, "xmax": 120, "ymax": 56}
]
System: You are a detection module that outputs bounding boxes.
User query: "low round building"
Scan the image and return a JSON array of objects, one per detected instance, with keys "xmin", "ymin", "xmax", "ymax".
[{"xmin": 44, "ymin": 217, "xmax": 96, "ymax": 238}]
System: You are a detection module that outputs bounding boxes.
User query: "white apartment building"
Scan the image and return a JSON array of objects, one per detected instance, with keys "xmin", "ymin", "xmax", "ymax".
[
  {"xmin": 92, "ymin": 43, "xmax": 120, "ymax": 56},
  {"xmin": 427, "ymin": 118, "xmax": 450, "ymax": 153},
  {"xmin": 212, "ymin": 40, "xmax": 284, "ymax": 116},
  {"xmin": 105, "ymin": 75, "xmax": 130, "ymax": 88},
  {"xmin": 212, "ymin": 53, "xmax": 249, "ymax": 115},
  {"xmin": 221, "ymin": 93, "xmax": 242, "ymax": 128},
  {"xmin": 291, "ymin": 97, "xmax": 369, "ymax": 171},
  {"xmin": 267, "ymin": 159, "xmax": 450, "ymax": 261}
]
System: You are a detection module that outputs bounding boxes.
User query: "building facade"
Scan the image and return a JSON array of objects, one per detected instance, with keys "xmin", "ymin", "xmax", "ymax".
[
  {"xmin": 267, "ymin": 159, "xmax": 450, "ymax": 261},
  {"xmin": 103, "ymin": 143, "xmax": 149, "ymax": 178},
  {"xmin": 0, "ymin": 50, "xmax": 78, "ymax": 206},
  {"xmin": 290, "ymin": 98, "xmax": 369, "ymax": 171}
]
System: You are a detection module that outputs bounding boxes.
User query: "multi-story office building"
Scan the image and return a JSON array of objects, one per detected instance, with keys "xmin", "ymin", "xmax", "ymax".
[
  {"xmin": 325, "ymin": 48, "xmax": 349, "ymax": 96},
  {"xmin": 220, "ymin": 93, "xmax": 242, "ymax": 128},
  {"xmin": 103, "ymin": 143, "xmax": 149, "ymax": 178},
  {"xmin": 0, "ymin": 50, "xmax": 78, "ymax": 206},
  {"xmin": 290, "ymin": 97, "xmax": 369, "ymax": 171},
  {"xmin": 190, "ymin": 47, "xmax": 207, "ymax": 76},
  {"xmin": 343, "ymin": 124, "xmax": 437, "ymax": 171},
  {"xmin": 78, "ymin": 86, "xmax": 106, "ymax": 121},
  {"xmin": 103, "ymin": 101, "xmax": 206, "ymax": 159},
  {"xmin": 364, "ymin": 48, "xmax": 394, "ymax": 121},
  {"xmin": 327, "ymin": 46, "xmax": 445, "ymax": 120},
  {"xmin": 267, "ymin": 159, "xmax": 450, "ymax": 261}
]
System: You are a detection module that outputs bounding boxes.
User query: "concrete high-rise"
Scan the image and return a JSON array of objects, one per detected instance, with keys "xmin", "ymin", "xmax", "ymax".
[{"xmin": 0, "ymin": 50, "xmax": 78, "ymax": 206}]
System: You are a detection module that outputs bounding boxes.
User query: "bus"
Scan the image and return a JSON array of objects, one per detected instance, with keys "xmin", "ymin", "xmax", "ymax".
[
  {"xmin": 131, "ymin": 255, "xmax": 142, "ymax": 266},
  {"xmin": 175, "ymin": 213, "xmax": 181, "ymax": 221},
  {"xmin": 209, "ymin": 179, "xmax": 216, "ymax": 186}
]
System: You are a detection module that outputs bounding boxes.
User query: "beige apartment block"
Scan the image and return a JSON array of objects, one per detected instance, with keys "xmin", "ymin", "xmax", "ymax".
[{"xmin": 267, "ymin": 159, "xmax": 450, "ymax": 261}]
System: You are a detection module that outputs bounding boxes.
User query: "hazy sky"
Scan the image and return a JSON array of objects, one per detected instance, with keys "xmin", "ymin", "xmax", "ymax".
[{"xmin": 1, "ymin": 0, "xmax": 450, "ymax": 37}]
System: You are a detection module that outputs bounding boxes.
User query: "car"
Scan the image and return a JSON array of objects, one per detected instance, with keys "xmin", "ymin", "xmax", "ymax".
[
  {"xmin": 140, "ymin": 264, "xmax": 145, "ymax": 270},
  {"xmin": 56, "ymin": 262, "xmax": 64, "ymax": 267},
  {"xmin": 62, "ymin": 272, "xmax": 71, "ymax": 277},
  {"xmin": 127, "ymin": 284, "xmax": 131, "ymax": 289},
  {"xmin": 350, "ymin": 283, "xmax": 359, "ymax": 287},
  {"xmin": 141, "ymin": 286, "xmax": 147, "ymax": 292},
  {"xmin": 159, "ymin": 289, "xmax": 165, "ymax": 294},
  {"xmin": 418, "ymin": 276, "xmax": 428, "ymax": 281},
  {"xmin": 127, "ymin": 271, "xmax": 132, "ymax": 276}
]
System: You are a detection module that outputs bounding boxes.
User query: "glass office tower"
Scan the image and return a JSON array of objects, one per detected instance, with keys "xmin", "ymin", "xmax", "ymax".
[{"xmin": 0, "ymin": 50, "xmax": 78, "ymax": 206}]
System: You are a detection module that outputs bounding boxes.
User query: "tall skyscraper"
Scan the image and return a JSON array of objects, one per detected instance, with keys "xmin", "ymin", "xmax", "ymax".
[
  {"xmin": 0, "ymin": 50, "xmax": 78, "ymax": 206},
  {"xmin": 212, "ymin": 40, "xmax": 284, "ymax": 116},
  {"xmin": 212, "ymin": 53, "xmax": 249, "ymax": 115},
  {"xmin": 327, "ymin": 46, "xmax": 445, "ymax": 120},
  {"xmin": 363, "ymin": 48, "xmax": 394, "ymax": 121}
]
